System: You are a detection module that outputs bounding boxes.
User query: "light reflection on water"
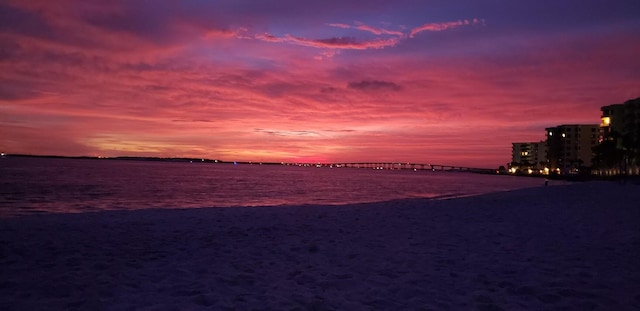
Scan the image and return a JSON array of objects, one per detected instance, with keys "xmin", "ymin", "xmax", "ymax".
[{"xmin": 0, "ymin": 157, "xmax": 550, "ymax": 216}]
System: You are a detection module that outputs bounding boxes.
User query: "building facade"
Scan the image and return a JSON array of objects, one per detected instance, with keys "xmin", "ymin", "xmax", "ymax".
[
  {"xmin": 511, "ymin": 141, "xmax": 546, "ymax": 173},
  {"xmin": 545, "ymin": 124, "xmax": 599, "ymax": 174},
  {"xmin": 596, "ymin": 97, "xmax": 640, "ymax": 175},
  {"xmin": 600, "ymin": 104, "xmax": 625, "ymax": 142},
  {"xmin": 622, "ymin": 98, "xmax": 640, "ymax": 172}
]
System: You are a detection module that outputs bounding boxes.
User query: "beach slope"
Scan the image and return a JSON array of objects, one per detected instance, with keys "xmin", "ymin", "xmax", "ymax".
[{"xmin": 1, "ymin": 181, "xmax": 639, "ymax": 310}]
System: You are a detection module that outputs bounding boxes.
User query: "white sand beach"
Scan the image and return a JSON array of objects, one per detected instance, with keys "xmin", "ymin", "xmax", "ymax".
[{"xmin": 1, "ymin": 181, "xmax": 639, "ymax": 310}]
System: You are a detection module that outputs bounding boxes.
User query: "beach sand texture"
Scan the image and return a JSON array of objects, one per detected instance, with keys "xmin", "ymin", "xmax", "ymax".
[{"xmin": 1, "ymin": 181, "xmax": 639, "ymax": 310}]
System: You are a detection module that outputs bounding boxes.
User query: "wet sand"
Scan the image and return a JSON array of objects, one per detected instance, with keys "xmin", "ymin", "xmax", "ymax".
[{"xmin": 1, "ymin": 181, "xmax": 639, "ymax": 310}]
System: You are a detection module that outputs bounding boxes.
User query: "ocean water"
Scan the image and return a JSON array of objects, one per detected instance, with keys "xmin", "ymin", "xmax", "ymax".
[{"xmin": 0, "ymin": 157, "xmax": 547, "ymax": 217}]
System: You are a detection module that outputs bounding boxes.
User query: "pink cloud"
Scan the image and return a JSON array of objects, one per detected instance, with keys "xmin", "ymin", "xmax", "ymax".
[
  {"xmin": 329, "ymin": 22, "xmax": 405, "ymax": 37},
  {"xmin": 254, "ymin": 33, "xmax": 401, "ymax": 50},
  {"xmin": 355, "ymin": 23, "xmax": 405, "ymax": 37},
  {"xmin": 1, "ymin": 1, "xmax": 638, "ymax": 168},
  {"xmin": 256, "ymin": 18, "xmax": 483, "ymax": 52},
  {"xmin": 327, "ymin": 23, "xmax": 351, "ymax": 29},
  {"xmin": 409, "ymin": 18, "xmax": 484, "ymax": 38}
]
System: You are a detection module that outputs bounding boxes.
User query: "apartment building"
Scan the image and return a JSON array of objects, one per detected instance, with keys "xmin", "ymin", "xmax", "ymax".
[
  {"xmin": 511, "ymin": 141, "xmax": 546, "ymax": 172},
  {"xmin": 545, "ymin": 124, "xmax": 599, "ymax": 174},
  {"xmin": 597, "ymin": 98, "xmax": 640, "ymax": 174},
  {"xmin": 600, "ymin": 104, "xmax": 625, "ymax": 142}
]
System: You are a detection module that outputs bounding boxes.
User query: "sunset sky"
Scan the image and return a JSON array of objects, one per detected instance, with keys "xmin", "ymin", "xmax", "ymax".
[{"xmin": 1, "ymin": 0, "xmax": 639, "ymax": 167}]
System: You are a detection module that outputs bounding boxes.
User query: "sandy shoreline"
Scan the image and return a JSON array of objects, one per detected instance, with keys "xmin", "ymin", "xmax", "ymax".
[{"xmin": 1, "ymin": 181, "xmax": 639, "ymax": 310}]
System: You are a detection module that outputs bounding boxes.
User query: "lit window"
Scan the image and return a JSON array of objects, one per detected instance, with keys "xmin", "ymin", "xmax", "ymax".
[{"xmin": 561, "ymin": 133, "xmax": 566, "ymax": 138}]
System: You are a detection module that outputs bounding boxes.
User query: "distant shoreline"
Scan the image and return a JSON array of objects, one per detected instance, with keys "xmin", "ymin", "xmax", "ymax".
[
  {"xmin": 4, "ymin": 153, "xmax": 637, "ymax": 183},
  {"xmin": 1, "ymin": 153, "xmax": 229, "ymax": 164},
  {"xmin": 1, "ymin": 153, "xmax": 496, "ymax": 172}
]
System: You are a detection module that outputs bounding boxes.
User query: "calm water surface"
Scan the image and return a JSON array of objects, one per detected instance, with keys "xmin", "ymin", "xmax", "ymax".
[{"xmin": 1, "ymin": 157, "xmax": 548, "ymax": 217}]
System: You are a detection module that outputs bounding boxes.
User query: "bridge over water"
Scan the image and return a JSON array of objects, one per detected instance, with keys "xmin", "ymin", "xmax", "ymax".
[{"xmin": 281, "ymin": 162, "xmax": 496, "ymax": 174}]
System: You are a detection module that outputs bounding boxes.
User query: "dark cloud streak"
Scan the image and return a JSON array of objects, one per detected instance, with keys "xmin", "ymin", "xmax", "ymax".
[
  {"xmin": 348, "ymin": 80, "xmax": 402, "ymax": 91},
  {"xmin": 0, "ymin": 3, "xmax": 53, "ymax": 38}
]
